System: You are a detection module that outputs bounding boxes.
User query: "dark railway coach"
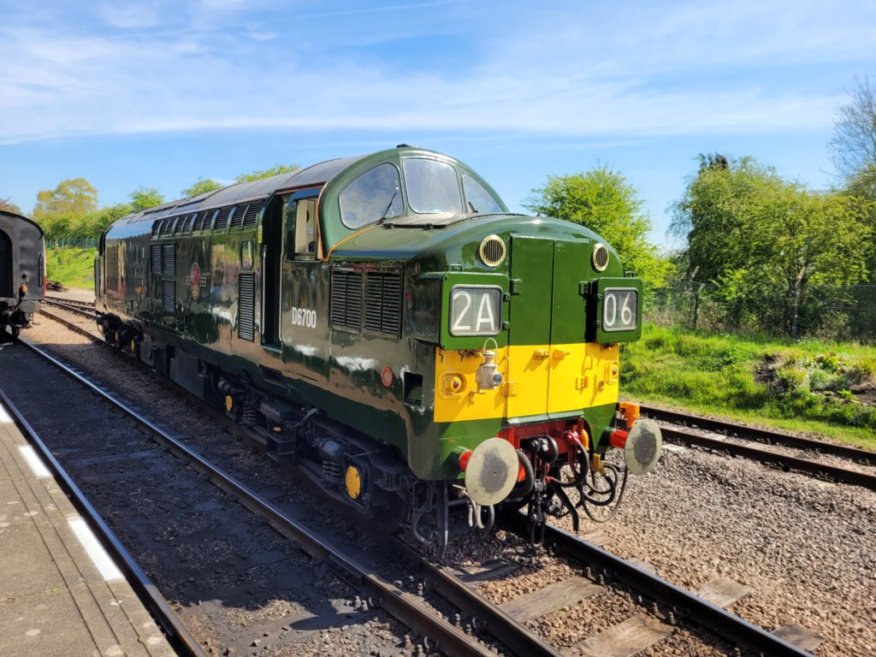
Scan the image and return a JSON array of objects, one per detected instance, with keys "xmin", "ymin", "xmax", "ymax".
[
  {"xmin": 95, "ymin": 146, "xmax": 662, "ymax": 549},
  {"xmin": 0, "ymin": 210, "xmax": 44, "ymax": 338}
]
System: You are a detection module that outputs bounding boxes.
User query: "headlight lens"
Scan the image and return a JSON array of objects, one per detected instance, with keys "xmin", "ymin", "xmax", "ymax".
[
  {"xmin": 602, "ymin": 288, "xmax": 638, "ymax": 332},
  {"xmin": 449, "ymin": 286, "xmax": 502, "ymax": 336}
]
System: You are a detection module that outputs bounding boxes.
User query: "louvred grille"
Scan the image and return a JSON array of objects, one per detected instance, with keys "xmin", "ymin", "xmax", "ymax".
[
  {"xmin": 330, "ymin": 270, "xmax": 363, "ymax": 331},
  {"xmin": 162, "ymin": 280, "xmax": 175, "ymax": 313},
  {"xmin": 161, "ymin": 243, "xmax": 175, "ymax": 276},
  {"xmin": 151, "ymin": 244, "xmax": 162, "ymax": 274},
  {"xmin": 238, "ymin": 273, "xmax": 255, "ymax": 341},
  {"xmin": 242, "ymin": 203, "xmax": 261, "ymax": 228},
  {"xmin": 365, "ymin": 272, "xmax": 402, "ymax": 337}
]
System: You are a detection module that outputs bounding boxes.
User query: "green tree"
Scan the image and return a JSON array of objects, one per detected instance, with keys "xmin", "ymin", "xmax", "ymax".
[
  {"xmin": 235, "ymin": 164, "xmax": 299, "ymax": 183},
  {"xmin": 33, "ymin": 178, "xmax": 98, "ymax": 220},
  {"xmin": 32, "ymin": 178, "xmax": 99, "ymax": 240},
  {"xmin": 524, "ymin": 166, "xmax": 671, "ymax": 291},
  {"xmin": 671, "ymin": 155, "xmax": 776, "ymax": 285},
  {"xmin": 129, "ymin": 187, "xmax": 165, "ymax": 211},
  {"xmin": 182, "ymin": 178, "xmax": 223, "ymax": 198},
  {"xmin": 672, "ymin": 155, "xmax": 873, "ymax": 337}
]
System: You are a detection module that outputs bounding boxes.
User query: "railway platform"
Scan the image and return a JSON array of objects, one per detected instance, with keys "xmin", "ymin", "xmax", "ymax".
[{"xmin": 0, "ymin": 398, "xmax": 176, "ymax": 657}]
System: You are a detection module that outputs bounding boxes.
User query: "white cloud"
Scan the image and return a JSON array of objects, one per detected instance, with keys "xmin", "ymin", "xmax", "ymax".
[
  {"xmin": 0, "ymin": 0, "xmax": 871, "ymax": 145},
  {"xmin": 98, "ymin": 4, "xmax": 164, "ymax": 29}
]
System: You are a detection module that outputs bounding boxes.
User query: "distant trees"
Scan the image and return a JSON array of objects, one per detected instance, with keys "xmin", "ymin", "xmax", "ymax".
[
  {"xmin": 30, "ymin": 163, "xmax": 302, "ymax": 242},
  {"xmin": 130, "ymin": 187, "xmax": 165, "ymax": 211},
  {"xmin": 830, "ymin": 76, "xmax": 876, "ymax": 183},
  {"xmin": 34, "ymin": 178, "xmax": 99, "ymax": 219},
  {"xmin": 182, "ymin": 179, "xmax": 223, "ymax": 198},
  {"xmin": 828, "ymin": 76, "xmax": 876, "ymax": 337},
  {"xmin": 32, "ymin": 178, "xmax": 100, "ymax": 240},
  {"xmin": 0, "ymin": 198, "xmax": 21, "ymax": 214},
  {"xmin": 31, "ymin": 181, "xmax": 166, "ymax": 241},
  {"xmin": 671, "ymin": 155, "xmax": 872, "ymax": 338},
  {"xmin": 235, "ymin": 164, "xmax": 299, "ymax": 183},
  {"xmin": 525, "ymin": 166, "xmax": 672, "ymax": 292},
  {"xmin": 178, "ymin": 165, "xmax": 298, "ymax": 198}
]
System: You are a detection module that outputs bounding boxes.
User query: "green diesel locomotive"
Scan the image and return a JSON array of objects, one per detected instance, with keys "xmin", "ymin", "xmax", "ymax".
[{"xmin": 95, "ymin": 146, "xmax": 661, "ymax": 549}]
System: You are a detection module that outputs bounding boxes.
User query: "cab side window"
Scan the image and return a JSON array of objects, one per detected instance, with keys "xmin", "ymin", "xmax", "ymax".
[{"xmin": 285, "ymin": 196, "xmax": 318, "ymax": 259}]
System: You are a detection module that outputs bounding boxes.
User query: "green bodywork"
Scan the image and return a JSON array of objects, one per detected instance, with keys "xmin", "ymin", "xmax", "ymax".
[{"xmin": 97, "ymin": 147, "xmax": 642, "ymax": 481}]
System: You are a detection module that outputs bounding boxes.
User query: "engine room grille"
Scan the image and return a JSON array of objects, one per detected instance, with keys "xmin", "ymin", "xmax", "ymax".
[
  {"xmin": 229, "ymin": 205, "xmax": 244, "ymax": 230},
  {"xmin": 105, "ymin": 244, "xmax": 120, "ymax": 291},
  {"xmin": 365, "ymin": 271, "xmax": 402, "ymax": 337},
  {"xmin": 161, "ymin": 243, "xmax": 176, "ymax": 276},
  {"xmin": 242, "ymin": 203, "xmax": 261, "ymax": 228},
  {"xmin": 238, "ymin": 273, "xmax": 255, "ymax": 341},
  {"xmin": 213, "ymin": 207, "xmax": 231, "ymax": 231},
  {"xmin": 151, "ymin": 244, "xmax": 162, "ymax": 274},
  {"xmin": 330, "ymin": 270, "xmax": 363, "ymax": 331},
  {"xmin": 193, "ymin": 211, "xmax": 209, "ymax": 232},
  {"xmin": 162, "ymin": 279, "xmax": 175, "ymax": 313}
]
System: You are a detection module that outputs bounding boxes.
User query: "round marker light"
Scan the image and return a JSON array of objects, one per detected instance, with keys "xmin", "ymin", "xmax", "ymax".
[
  {"xmin": 592, "ymin": 243, "xmax": 609, "ymax": 272},
  {"xmin": 479, "ymin": 235, "xmax": 507, "ymax": 267}
]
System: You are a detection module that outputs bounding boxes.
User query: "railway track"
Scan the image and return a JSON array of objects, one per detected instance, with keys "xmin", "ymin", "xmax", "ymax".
[
  {"xmin": 0, "ymin": 386, "xmax": 207, "ymax": 657},
  {"xmin": 641, "ymin": 404, "xmax": 876, "ymax": 489},
  {"xmin": 14, "ymin": 320, "xmax": 822, "ymax": 656},
  {"xmin": 44, "ymin": 295, "xmax": 98, "ymax": 319},
  {"xmin": 7, "ymin": 339, "xmax": 485, "ymax": 656}
]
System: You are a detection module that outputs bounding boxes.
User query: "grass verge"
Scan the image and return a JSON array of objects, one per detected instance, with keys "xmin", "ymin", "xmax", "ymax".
[
  {"xmin": 46, "ymin": 247, "xmax": 96, "ymax": 290},
  {"xmin": 622, "ymin": 324, "xmax": 876, "ymax": 449}
]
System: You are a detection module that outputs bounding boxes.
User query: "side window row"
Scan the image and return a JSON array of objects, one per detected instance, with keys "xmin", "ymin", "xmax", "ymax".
[{"xmin": 150, "ymin": 201, "xmax": 263, "ymax": 238}]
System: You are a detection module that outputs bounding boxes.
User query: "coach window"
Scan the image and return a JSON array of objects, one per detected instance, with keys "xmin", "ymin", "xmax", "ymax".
[{"xmin": 339, "ymin": 163, "xmax": 403, "ymax": 228}]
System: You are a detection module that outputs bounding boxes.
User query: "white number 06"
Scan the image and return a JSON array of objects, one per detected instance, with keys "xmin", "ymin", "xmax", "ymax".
[{"xmin": 604, "ymin": 290, "xmax": 636, "ymax": 330}]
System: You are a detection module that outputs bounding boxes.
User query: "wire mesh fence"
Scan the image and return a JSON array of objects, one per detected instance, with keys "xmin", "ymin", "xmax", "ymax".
[
  {"xmin": 46, "ymin": 238, "xmax": 98, "ymax": 249},
  {"xmin": 648, "ymin": 282, "xmax": 876, "ymax": 342}
]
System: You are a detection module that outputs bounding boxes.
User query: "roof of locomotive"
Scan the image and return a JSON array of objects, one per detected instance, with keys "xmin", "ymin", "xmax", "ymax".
[
  {"xmin": 122, "ymin": 154, "xmax": 365, "ymax": 225},
  {"xmin": 0, "ymin": 209, "xmax": 45, "ymax": 237}
]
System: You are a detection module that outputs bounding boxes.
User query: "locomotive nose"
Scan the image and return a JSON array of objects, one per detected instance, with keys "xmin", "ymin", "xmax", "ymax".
[{"xmin": 464, "ymin": 437, "xmax": 519, "ymax": 505}]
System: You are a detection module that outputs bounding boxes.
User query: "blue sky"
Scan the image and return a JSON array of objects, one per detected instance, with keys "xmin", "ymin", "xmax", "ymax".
[{"xmin": 1, "ymin": 0, "xmax": 874, "ymax": 247}]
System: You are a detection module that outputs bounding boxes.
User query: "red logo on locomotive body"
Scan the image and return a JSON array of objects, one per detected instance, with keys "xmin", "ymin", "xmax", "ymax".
[{"xmin": 190, "ymin": 262, "xmax": 201, "ymax": 300}]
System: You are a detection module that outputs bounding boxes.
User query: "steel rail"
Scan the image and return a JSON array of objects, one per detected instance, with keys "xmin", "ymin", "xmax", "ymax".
[
  {"xmin": 500, "ymin": 512, "xmax": 814, "ymax": 657},
  {"xmin": 0, "ymin": 385, "xmax": 208, "ymax": 657},
  {"xmin": 15, "ymin": 339, "xmax": 496, "ymax": 657},
  {"xmin": 641, "ymin": 404, "xmax": 875, "ymax": 464},
  {"xmin": 393, "ymin": 539, "xmax": 563, "ymax": 657},
  {"xmin": 43, "ymin": 297, "xmax": 98, "ymax": 320},
  {"xmin": 39, "ymin": 307, "xmax": 103, "ymax": 341},
  {"xmin": 660, "ymin": 426, "xmax": 876, "ymax": 490}
]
